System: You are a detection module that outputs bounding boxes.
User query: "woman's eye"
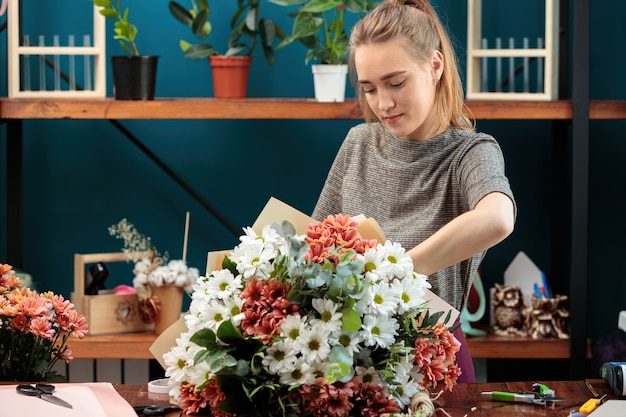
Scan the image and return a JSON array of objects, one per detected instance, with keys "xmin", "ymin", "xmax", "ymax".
[{"xmin": 390, "ymin": 80, "xmax": 405, "ymax": 88}]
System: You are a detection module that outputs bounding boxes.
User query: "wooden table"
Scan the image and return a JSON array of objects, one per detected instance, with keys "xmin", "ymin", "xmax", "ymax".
[{"xmin": 113, "ymin": 379, "xmax": 618, "ymax": 416}]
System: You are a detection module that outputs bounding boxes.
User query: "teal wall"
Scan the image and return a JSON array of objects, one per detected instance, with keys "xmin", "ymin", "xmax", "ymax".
[{"xmin": 1, "ymin": 1, "xmax": 626, "ymax": 350}]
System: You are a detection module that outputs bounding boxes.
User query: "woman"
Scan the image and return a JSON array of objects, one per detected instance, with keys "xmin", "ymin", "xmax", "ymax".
[{"xmin": 312, "ymin": 0, "xmax": 517, "ymax": 383}]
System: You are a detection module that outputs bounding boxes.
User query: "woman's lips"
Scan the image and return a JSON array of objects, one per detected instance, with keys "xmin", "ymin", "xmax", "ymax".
[{"xmin": 384, "ymin": 114, "xmax": 402, "ymax": 124}]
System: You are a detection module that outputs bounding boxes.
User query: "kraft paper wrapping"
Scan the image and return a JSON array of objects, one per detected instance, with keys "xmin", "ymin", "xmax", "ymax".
[
  {"xmin": 150, "ymin": 197, "xmax": 459, "ymax": 370},
  {"xmin": 0, "ymin": 382, "xmax": 136, "ymax": 417}
]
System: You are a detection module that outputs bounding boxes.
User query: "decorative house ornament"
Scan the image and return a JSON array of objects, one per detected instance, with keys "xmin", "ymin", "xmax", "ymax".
[
  {"xmin": 466, "ymin": 0, "xmax": 559, "ymax": 100},
  {"xmin": 7, "ymin": 0, "xmax": 106, "ymax": 97}
]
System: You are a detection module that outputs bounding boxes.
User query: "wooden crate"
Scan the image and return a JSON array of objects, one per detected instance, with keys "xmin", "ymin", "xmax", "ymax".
[{"xmin": 71, "ymin": 252, "xmax": 154, "ymax": 335}]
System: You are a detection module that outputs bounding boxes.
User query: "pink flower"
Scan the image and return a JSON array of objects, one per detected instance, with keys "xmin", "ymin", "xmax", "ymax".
[
  {"xmin": 306, "ymin": 214, "xmax": 378, "ymax": 266},
  {"xmin": 413, "ymin": 322, "xmax": 461, "ymax": 391},
  {"xmin": 240, "ymin": 278, "xmax": 298, "ymax": 343},
  {"xmin": 354, "ymin": 381, "xmax": 401, "ymax": 417},
  {"xmin": 0, "ymin": 262, "xmax": 89, "ymax": 381},
  {"xmin": 29, "ymin": 316, "xmax": 54, "ymax": 340}
]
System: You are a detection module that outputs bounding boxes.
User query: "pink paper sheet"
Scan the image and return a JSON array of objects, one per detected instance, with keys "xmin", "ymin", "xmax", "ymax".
[{"xmin": 0, "ymin": 382, "xmax": 136, "ymax": 417}]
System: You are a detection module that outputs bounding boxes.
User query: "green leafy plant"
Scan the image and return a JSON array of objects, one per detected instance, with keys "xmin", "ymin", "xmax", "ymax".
[
  {"xmin": 269, "ymin": 0, "xmax": 376, "ymax": 64},
  {"xmin": 93, "ymin": 0, "xmax": 140, "ymax": 56},
  {"xmin": 168, "ymin": 0, "xmax": 283, "ymax": 64}
]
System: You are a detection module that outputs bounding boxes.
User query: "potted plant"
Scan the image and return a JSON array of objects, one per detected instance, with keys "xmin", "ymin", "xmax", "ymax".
[
  {"xmin": 93, "ymin": 0, "xmax": 159, "ymax": 100},
  {"xmin": 269, "ymin": 0, "xmax": 376, "ymax": 102},
  {"xmin": 168, "ymin": 0, "xmax": 283, "ymax": 98}
]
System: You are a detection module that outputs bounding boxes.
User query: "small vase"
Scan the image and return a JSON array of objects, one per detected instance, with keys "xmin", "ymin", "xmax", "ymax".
[
  {"xmin": 150, "ymin": 285, "xmax": 184, "ymax": 335},
  {"xmin": 312, "ymin": 64, "xmax": 348, "ymax": 102}
]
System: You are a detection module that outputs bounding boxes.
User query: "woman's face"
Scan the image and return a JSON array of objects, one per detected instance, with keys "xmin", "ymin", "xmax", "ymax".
[{"xmin": 355, "ymin": 39, "xmax": 444, "ymax": 141}]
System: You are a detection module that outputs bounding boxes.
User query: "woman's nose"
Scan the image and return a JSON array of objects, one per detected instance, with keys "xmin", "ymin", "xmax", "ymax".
[{"xmin": 377, "ymin": 91, "xmax": 395, "ymax": 112}]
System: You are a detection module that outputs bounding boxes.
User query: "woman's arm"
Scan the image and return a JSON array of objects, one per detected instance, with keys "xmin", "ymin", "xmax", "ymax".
[{"xmin": 407, "ymin": 191, "xmax": 515, "ymax": 275}]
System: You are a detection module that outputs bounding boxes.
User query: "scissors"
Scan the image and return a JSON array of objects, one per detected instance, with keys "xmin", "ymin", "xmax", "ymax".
[
  {"xmin": 16, "ymin": 383, "xmax": 73, "ymax": 409},
  {"xmin": 133, "ymin": 404, "xmax": 181, "ymax": 416}
]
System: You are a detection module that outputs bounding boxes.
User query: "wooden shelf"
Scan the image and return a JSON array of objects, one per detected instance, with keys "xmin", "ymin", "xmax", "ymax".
[
  {"xmin": 2, "ymin": 97, "xmax": 623, "ymax": 120},
  {"xmin": 68, "ymin": 332, "xmax": 157, "ymax": 359},
  {"xmin": 67, "ymin": 330, "xmax": 589, "ymax": 360},
  {"xmin": 466, "ymin": 333, "xmax": 591, "ymax": 359}
]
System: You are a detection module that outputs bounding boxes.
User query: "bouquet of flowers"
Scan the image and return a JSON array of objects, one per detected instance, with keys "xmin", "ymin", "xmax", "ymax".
[
  {"xmin": 109, "ymin": 218, "xmax": 199, "ymax": 323},
  {"xmin": 0, "ymin": 263, "xmax": 89, "ymax": 382},
  {"xmin": 163, "ymin": 214, "xmax": 460, "ymax": 417}
]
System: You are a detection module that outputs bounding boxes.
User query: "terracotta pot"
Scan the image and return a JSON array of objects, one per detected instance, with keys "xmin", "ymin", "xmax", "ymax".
[
  {"xmin": 209, "ymin": 55, "xmax": 251, "ymax": 99},
  {"xmin": 150, "ymin": 285, "xmax": 183, "ymax": 335}
]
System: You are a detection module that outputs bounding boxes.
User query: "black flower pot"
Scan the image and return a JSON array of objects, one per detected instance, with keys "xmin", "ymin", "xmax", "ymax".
[{"xmin": 111, "ymin": 56, "xmax": 158, "ymax": 100}]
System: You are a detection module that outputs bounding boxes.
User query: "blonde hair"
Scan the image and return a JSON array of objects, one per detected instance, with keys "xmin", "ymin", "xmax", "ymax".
[{"xmin": 348, "ymin": 0, "xmax": 474, "ymax": 131}]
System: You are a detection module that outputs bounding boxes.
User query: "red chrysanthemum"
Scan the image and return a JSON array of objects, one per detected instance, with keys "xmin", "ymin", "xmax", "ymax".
[{"xmin": 240, "ymin": 278, "xmax": 298, "ymax": 343}]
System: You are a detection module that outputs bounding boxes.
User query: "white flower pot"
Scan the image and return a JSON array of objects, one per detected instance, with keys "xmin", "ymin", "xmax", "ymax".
[{"xmin": 312, "ymin": 64, "xmax": 348, "ymax": 102}]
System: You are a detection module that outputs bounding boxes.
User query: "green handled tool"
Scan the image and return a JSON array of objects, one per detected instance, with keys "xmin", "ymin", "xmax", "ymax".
[{"xmin": 481, "ymin": 391, "xmax": 536, "ymax": 403}]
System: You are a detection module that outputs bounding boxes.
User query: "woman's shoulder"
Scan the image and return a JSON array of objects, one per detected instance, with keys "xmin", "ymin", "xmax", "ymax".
[{"xmin": 343, "ymin": 122, "xmax": 387, "ymax": 147}]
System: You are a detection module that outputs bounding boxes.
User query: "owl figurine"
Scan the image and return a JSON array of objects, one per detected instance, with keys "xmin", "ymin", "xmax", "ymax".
[{"xmin": 491, "ymin": 283, "xmax": 528, "ymax": 336}]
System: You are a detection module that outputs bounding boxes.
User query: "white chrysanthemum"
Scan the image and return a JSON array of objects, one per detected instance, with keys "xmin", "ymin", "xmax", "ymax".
[
  {"xmin": 390, "ymin": 360, "xmax": 420, "ymax": 407},
  {"xmin": 379, "ymin": 241, "xmax": 415, "ymax": 279},
  {"xmin": 279, "ymin": 314, "xmax": 307, "ymax": 346},
  {"xmin": 230, "ymin": 238, "xmax": 277, "ymax": 279},
  {"xmin": 186, "ymin": 358, "xmax": 214, "ymax": 387},
  {"xmin": 238, "ymin": 224, "xmax": 284, "ymax": 251},
  {"xmin": 222, "ymin": 295, "xmax": 245, "ymax": 327},
  {"xmin": 300, "ymin": 324, "xmax": 331, "ymax": 363},
  {"xmin": 278, "ymin": 356, "xmax": 316, "ymax": 386},
  {"xmin": 368, "ymin": 280, "xmax": 402, "ymax": 316},
  {"xmin": 394, "ymin": 273, "xmax": 430, "ymax": 314},
  {"xmin": 310, "ymin": 298, "xmax": 342, "ymax": 333},
  {"xmin": 328, "ymin": 330, "xmax": 362, "ymax": 355},
  {"xmin": 361, "ymin": 314, "xmax": 399, "ymax": 348},
  {"xmin": 202, "ymin": 300, "xmax": 230, "ymax": 333},
  {"xmin": 163, "ymin": 332, "xmax": 206, "ymax": 385},
  {"xmin": 263, "ymin": 339, "xmax": 298, "ymax": 375},
  {"xmin": 355, "ymin": 365, "xmax": 383, "ymax": 385},
  {"xmin": 204, "ymin": 269, "xmax": 243, "ymax": 300},
  {"xmin": 359, "ymin": 248, "xmax": 387, "ymax": 283}
]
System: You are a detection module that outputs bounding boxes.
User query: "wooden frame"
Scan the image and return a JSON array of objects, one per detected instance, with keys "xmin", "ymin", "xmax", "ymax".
[
  {"xmin": 466, "ymin": 0, "xmax": 559, "ymax": 100},
  {"xmin": 7, "ymin": 0, "xmax": 106, "ymax": 98}
]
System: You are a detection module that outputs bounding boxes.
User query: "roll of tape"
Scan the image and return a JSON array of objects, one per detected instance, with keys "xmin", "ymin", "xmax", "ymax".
[{"xmin": 148, "ymin": 378, "xmax": 171, "ymax": 394}]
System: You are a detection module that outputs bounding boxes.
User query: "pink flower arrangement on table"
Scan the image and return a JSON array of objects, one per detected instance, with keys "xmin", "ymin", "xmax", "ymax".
[
  {"xmin": 0, "ymin": 263, "xmax": 89, "ymax": 382},
  {"xmin": 163, "ymin": 214, "xmax": 460, "ymax": 417}
]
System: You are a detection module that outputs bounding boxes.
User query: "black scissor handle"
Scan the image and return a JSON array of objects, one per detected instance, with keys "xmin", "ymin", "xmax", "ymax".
[
  {"xmin": 134, "ymin": 405, "xmax": 180, "ymax": 416},
  {"xmin": 16, "ymin": 384, "xmax": 40, "ymax": 396},
  {"xmin": 35, "ymin": 383, "xmax": 55, "ymax": 394}
]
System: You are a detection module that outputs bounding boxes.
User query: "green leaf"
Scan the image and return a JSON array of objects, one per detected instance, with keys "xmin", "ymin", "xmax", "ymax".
[
  {"xmin": 217, "ymin": 320, "xmax": 245, "ymax": 344},
  {"xmin": 344, "ymin": 0, "xmax": 372, "ymax": 13},
  {"xmin": 192, "ymin": 9, "xmax": 211, "ymax": 37},
  {"xmin": 168, "ymin": 1, "xmax": 193, "ymax": 26},
  {"xmin": 341, "ymin": 305, "xmax": 361, "ymax": 332},
  {"xmin": 291, "ymin": 13, "xmax": 324, "ymax": 40},
  {"xmin": 92, "ymin": 0, "xmax": 111, "ymax": 7},
  {"xmin": 190, "ymin": 328, "xmax": 217, "ymax": 349},
  {"xmin": 267, "ymin": 0, "xmax": 307, "ymax": 6},
  {"xmin": 301, "ymin": 0, "xmax": 342, "ymax": 14}
]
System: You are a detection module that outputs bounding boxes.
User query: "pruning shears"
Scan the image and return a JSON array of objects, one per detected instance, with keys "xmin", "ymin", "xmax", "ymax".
[{"xmin": 481, "ymin": 383, "xmax": 568, "ymax": 406}]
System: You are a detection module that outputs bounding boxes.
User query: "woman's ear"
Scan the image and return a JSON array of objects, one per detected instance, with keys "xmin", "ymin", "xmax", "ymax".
[{"xmin": 432, "ymin": 50, "xmax": 444, "ymax": 82}]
